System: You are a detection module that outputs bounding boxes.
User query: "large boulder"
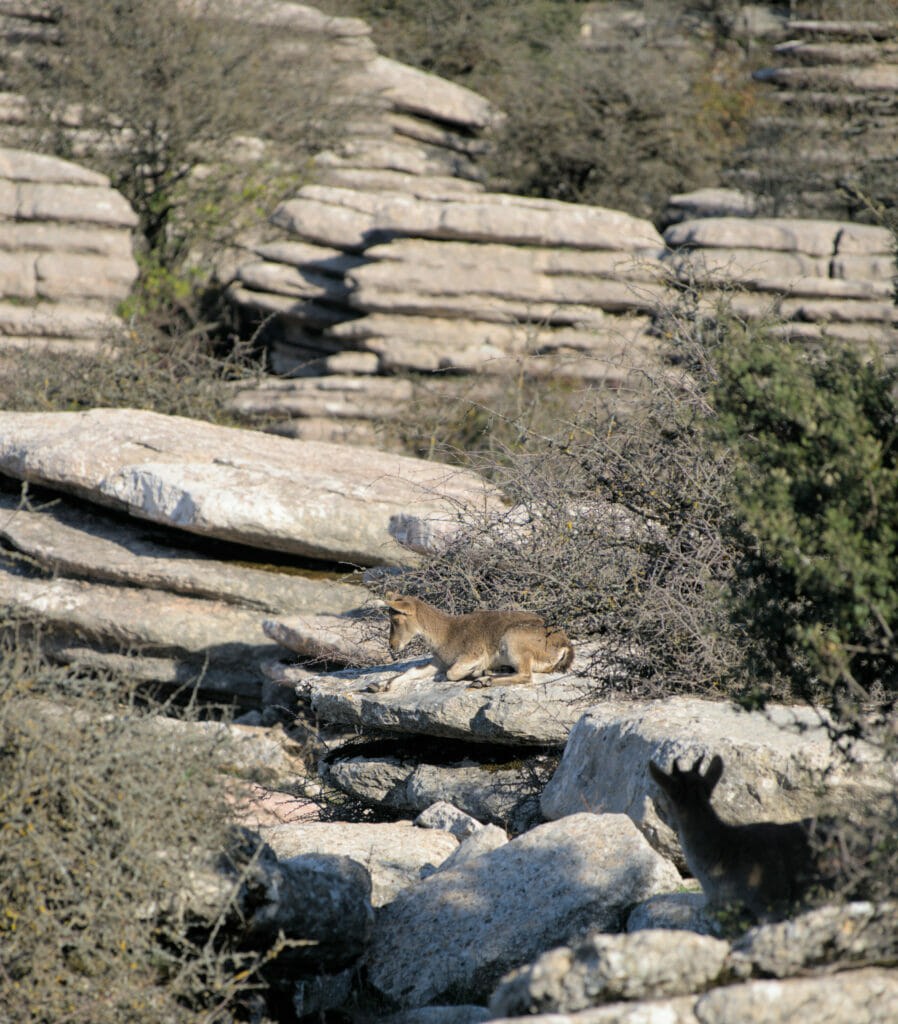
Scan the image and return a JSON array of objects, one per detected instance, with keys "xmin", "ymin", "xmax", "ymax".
[
  {"xmin": 0, "ymin": 407, "xmax": 498, "ymax": 566},
  {"xmin": 540, "ymin": 697, "xmax": 895, "ymax": 865},
  {"xmin": 0, "ymin": 147, "xmax": 137, "ymax": 352},
  {"xmin": 365, "ymin": 812, "xmax": 681, "ymax": 1008},
  {"xmin": 257, "ymin": 820, "xmax": 459, "ymax": 907},
  {"xmin": 489, "ymin": 929, "xmax": 731, "ymax": 1016}
]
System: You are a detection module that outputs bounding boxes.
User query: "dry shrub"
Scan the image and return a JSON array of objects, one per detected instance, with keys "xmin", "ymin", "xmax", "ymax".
[
  {"xmin": 0, "ymin": 316, "xmax": 265, "ymax": 424},
  {"xmin": 0, "ymin": 624, "xmax": 264, "ymax": 1023},
  {"xmin": 390, "ymin": 306, "xmax": 742, "ymax": 701}
]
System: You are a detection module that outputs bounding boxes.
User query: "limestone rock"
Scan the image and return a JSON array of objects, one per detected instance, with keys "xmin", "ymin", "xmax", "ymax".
[
  {"xmin": 302, "ymin": 657, "xmax": 616, "ymax": 746},
  {"xmin": 0, "ymin": 562, "xmax": 278, "ymax": 702},
  {"xmin": 321, "ymin": 745, "xmax": 550, "ymax": 832},
  {"xmin": 366, "ymin": 813, "xmax": 682, "ymax": 1008},
  {"xmin": 488, "ymin": 929, "xmax": 730, "ymax": 1015},
  {"xmin": 693, "ymin": 968, "xmax": 898, "ymax": 1024},
  {"xmin": 433, "ymin": 824, "xmax": 508, "ymax": 874},
  {"xmin": 732, "ymin": 901, "xmax": 898, "ymax": 978},
  {"xmin": 540, "ymin": 697, "xmax": 895, "ymax": 866},
  {"xmin": 258, "ymin": 820, "xmax": 459, "ymax": 906},
  {"xmin": 0, "ymin": 489, "xmax": 361, "ymax": 615},
  {"xmin": 0, "ymin": 408, "xmax": 498, "ymax": 566},
  {"xmin": 414, "ymin": 801, "xmax": 486, "ymax": 839},
  {"xmin": 626, "ymin": 891, "xmax": 712, "ymax": 936}
]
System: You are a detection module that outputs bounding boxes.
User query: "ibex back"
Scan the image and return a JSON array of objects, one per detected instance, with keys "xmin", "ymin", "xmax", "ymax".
[
  {"xmin": 385, "ymin": 591, "xmax": 574, "ymax": 687},
  {"xmin": 648, "ymin": 754, "xmax": 829, "ymax": 923}
]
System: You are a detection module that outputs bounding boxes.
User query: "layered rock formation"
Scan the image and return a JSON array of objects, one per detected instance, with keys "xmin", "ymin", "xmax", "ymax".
[{"xmin": 0, "ymin": 146, "xmax": 137, "ymax": 354}]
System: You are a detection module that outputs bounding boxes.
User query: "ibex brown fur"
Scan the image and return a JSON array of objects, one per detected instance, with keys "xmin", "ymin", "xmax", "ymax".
[
  {"xmin": 648, "ymin": 754, "xmax": 830, "ymax": 923},
  {"xmin": 385, "ymin": 591, "xmax": 573, "ymax": 687}
]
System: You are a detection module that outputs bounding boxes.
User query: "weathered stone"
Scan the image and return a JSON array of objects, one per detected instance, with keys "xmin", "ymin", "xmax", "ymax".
[
  {"xmin": 347, "ymin": 260, "xmax": 669, "ymax": 311},
  {"xmin": 346, "ymin": 287, "xmax": 620, "ymax": 326},
  {"xmin": 362, "ymin": 239, "xmax": 665, "ymax": 279},
  {"xmin": 345, "ymin": 56, "xmax": 502, "ymax": 129},
  {"xmin": 626, "ymin": 891, "xmax": 713, "ymax": 935},
  {"xmin": 489, "ymin": 929, "xmax": 730, "ymax": 1015},
  {"xmin": 258, "ymin": 820, "xmax": 459, "ymax": 906},
  {"xmin": 226, "ymin": 374, "xmax": 414, "ymax": 421},
  {"xmin": 414, "ymin": 801, "xmax": 485, "ymax": 839},
  {"xmin": 0, "ymin": 562, "xmax": 278, "ymax": 701},
  {"xmin": 693, "ymin": 967, "xmax": 898, "ymax": 1024},
  {"xmin": 252, "ymin": 238, "xmax": 367, "ymax": 275},
  {"xmin": 322, "ymin": 747, "xmax": 549, "ymax": 832},
  {"xmin": 732, "ymin": 901, "xmax": 898, "ymax": 978},
  {"xmin": 0, "ymin": 145, "xmax": 110, "ymax": 186},
  {"xmin": 541, "ymin": 697, "xmax": 894, "ymax": 866},
  {"xmin": 263, "ymin": 612, "xmax": 385, "ymax": 665},
  {"xmin": 0, "ymin": 221, "xmax": 133, "ymax": 257},
  {"xmin": 366, "ymin": 813, "xmax": 681, "ymax": 1008},
  {"xmin": 269, "ymin": 196, "xmax": 385, "ymax": 251},
  {"xmin": 239, "ymin": 849, "xmax": 374, "ymax": 971},
  {"xmin": 0, "ymin": 179, "xmax": 138, "ymax": 227},
  {"xmin": 664, "ymin": 217, "xmax": 845, "ymax": 257},
  {"xmin": 0, "ymin": 408, "xmax": 499, "ymax": 566},
  {"xmin": 433, "ymin": 824, "xmax": 508, "ymax": 874},
  {"xmin": 303, "ymin": 657, "xmax": 614, "ymax": 746},
  {"xmin": 373, "ymin": 192, "xmax": 663, "ymax": 250},
  {"xmin": 0, "ymin": 489, "xmax": 361, "ymax": 615},
  {"xmin": 235, "ymin": 260, "xmax": 351, "ymax": 302}
]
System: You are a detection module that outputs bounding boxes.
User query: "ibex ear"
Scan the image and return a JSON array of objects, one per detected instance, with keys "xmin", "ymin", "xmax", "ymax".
[
  {"xmin": 704, "ymin": 754, "xmax": 724, "ymax": 789},
  {"xmin": 385, "ymin": 591, "xmax": 413, "ymax": 613},
  {"xmin": 648, "ymin": 760, "xmax": 668, "ymax": 787}
]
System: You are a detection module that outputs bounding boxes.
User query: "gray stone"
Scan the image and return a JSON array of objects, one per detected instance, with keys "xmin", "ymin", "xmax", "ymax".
[
  {"xmin": 226, "ymin": 374, "xmax": 414, "ymax": 422},
  {"xmin": 693, "ymin": 968, "xmax": 898, "ymax": 1024},
  {"xmin": 434, "ymin": 824, "xmax": 508, "ymax": 874},
  {"xmin": 540, "ymin": 697, "xmax": 894, "ymax": 866},
  {"xmin": 664, "ymin": 217, "xmax": 846, "ymax": 257},
  {"xmin": 489, "ymin": 929, "xmax": 730, "ymax": 1015},
  {"xmin": 345, "ymin": 56, "xmax": 502, "ymax": 129},
  {"xmin": 414, "ymin": 801, "xmax": 485, "ymax": 839},
  {"xmin": 0, "ymin": 490, "xmax": 362, "ymax": 615},
  {"xmin": 303, "ymin": 658, "xmax": 611, "ymax": 745},
  {"xmin": 626, "ymin": 890, "xmax": 713, "ymax": 936},
  {"xmin": 372, "ymin": 192, "xmax": 663, "ymax": 250},
  {"xmin": 365, "ymin": 813, "xmax": 681, "ymax": 1007},
  {"xmin": 258, "ymin": 820, "xmax": 459, "ymax": 906},
  {"xmin": 0, "ymin": 408, "xmax": 498, "ymax": 566},
  {"xmin": 0, "ymin": 562, "xmax": 278, "ymax": 702},
  {"xmin": 732, "ymin": 901, "xmax": 898, "ymax": 978},
  {"xmin": 264, "ymin": 612, "xmax": 386, "ymax": 666}
]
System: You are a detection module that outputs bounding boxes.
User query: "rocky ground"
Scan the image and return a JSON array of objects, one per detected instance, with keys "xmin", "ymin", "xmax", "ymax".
[
  {"xmin": 1, "ymin": 2, "xmax": 897, "ymax": 1021},
  {"xmin": 1, "ymin": 406, "xmax": 897, "ymax": 1022}
]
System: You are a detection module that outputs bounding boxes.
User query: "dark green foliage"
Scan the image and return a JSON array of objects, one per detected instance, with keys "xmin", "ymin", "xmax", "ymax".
[{"xmin": 710, "ymin": 325, "xmax": 898, "ymax": 709}]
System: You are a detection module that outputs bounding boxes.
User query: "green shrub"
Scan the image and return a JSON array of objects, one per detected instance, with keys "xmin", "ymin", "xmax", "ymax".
[{"xmin": 709, "ymin": 324, "xmax": 898, "ymax": 713}]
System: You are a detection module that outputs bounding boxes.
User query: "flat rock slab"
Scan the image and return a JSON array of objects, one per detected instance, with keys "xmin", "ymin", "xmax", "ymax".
[
  {"xmin": 540, "ymin": 697, "xmax": 896, "ymax": 865},
  {"xmin": 0, "ymin": 408, "xmax": 498, "ymax": 566},
  {"xmin": 300, "ymin": 657, "xmax": 617, "ymax": 746},
  {"xmin": 259, "ymin": 820, "xmax": 459, "ymax": 906},
  {"xmin": 0, "ymin": 562, "xmax": 279, "ymax": 702},
  {"xmin": 0, "ymin": 490, "xmax": 362, "ymax": 615},
  {"xmin": 366, "ymin": 812, "xmax": 681, "ymax": 1008}
]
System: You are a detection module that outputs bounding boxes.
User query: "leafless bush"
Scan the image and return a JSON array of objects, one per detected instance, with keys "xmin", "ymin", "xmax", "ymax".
[{"xmin": 0, "ymin": 622, "xmax": 267, "ymax": 1023}]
